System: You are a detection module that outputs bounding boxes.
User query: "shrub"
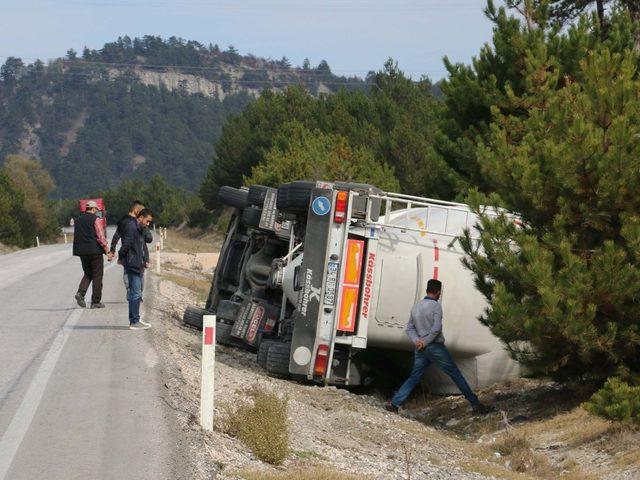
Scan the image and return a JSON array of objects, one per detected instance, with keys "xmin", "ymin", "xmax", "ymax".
[
  {"xmin": 493, "ymin": 432, "xmax": 530, "ymax": 456},
  {"xmin": 225, "ymin": 387, "xmax": 289, "ymax": 465},
  {"xmin": 584, "ymin": 377, "xmax": 640, "ymax": 424}
]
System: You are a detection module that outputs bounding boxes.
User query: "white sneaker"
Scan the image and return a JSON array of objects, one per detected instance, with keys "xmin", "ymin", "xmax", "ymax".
[
  {"xmin": 139, "ymin": 319, "xmax": 151, "ymax": 327},
  {"xmin": 129, "ymin": 322, "xmax": 150, "ymax": 330}
]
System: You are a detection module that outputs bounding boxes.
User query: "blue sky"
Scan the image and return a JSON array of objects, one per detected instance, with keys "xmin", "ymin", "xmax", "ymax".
[{"xmin": 0, "ymin": 0, "xmax": 500, "ymax": 81}]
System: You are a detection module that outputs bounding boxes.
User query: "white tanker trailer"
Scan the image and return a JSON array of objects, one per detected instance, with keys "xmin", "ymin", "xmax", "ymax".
[{"xmin": 185, "ymin": 181, "xmax": 520, "ymax": 393}]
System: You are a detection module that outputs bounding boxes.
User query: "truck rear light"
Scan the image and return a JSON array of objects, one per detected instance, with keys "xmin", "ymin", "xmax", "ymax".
[
  {"xmin": 334, "ymin": 191, "xmax": 348, "ymax": 223},
  {"xmin": 313, "ymin": 344, "xmax": 330, "ymax": 376},
  {"xmin": 337, "ymin": 239, "xmax": 364, "ymax": 332}
]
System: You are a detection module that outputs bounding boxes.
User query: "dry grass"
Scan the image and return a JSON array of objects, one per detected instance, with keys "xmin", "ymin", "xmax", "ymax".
[
  {"xmin": 291, "ymin": 450, "xmax": 328, "ymax": 461},
  {"xmin": 237, "ymin": 466, "xmax": 365, "ymax": 480},
  {"xmin": 162, "ymin": 227, "xmax": 221, "ymax": 254},
  {"xmin": 615, "ymin": 435, "xmax": 640, "ymax": 469},
  {"xmin": 493, "ymin": 432, "xmax": 532, "ymax": 456},
  {"xmin": 521, "ymin": 407, "xmax": 612, "ymax": 447},
  {"xmin": 483, "ymin": 414, "xmax": 622, "ymax": 479},
  {"xmin": 159, "ymin": 272, "xmax": 211, "ymax": 303},
  {"xmin": 0, "ymin": 242, "xmax": 19, "ymax": 254},
  {"xmin": 461, "ymin": 459, "xmax": 531, "ymax": 480},
  {"xmin": 406, "ymin": 378, "xmax": 640, "ymax": 478},
  {"xmin": 486, "ymin": 430, "xmax": 552, "ymax": 476},
  {"xmin": 224, "ymin": 387, "xmax": 290, "ymax": 465},
  {"xmin": 464, "ymin": 455, "xmax": 596, "ymax": 480}
]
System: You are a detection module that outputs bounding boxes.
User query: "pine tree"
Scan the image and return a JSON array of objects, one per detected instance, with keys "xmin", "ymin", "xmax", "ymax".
[
  {"xmin": 460, "ymin": 43, "xmax": 640, "ymax": 381},
  {"xmin": 437, "ymin": 1, "xmax": 639, "ymax": 198},
  {"xmin": 246, "ymin": 121, "xmax": 399, "ymax": 192}
]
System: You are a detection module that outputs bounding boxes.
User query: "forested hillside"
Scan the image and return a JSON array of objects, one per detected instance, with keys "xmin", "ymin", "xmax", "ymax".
[{"xmin": 0, "ymin": 36, "xmax": 366, "ymax": 197}]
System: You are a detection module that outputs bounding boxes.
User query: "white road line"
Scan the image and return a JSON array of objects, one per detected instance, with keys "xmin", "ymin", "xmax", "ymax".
[{"xmin": 0, "ymin": 261, "xmax": 117, "ymax": 480}]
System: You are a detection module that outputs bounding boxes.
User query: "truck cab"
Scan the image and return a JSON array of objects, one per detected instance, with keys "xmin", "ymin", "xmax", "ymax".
[{"xmin": 185, "ymin": 181, "xmax": 520, "ymax": 390}]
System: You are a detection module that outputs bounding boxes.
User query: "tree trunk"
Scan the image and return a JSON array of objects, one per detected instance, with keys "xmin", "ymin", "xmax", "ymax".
[
  {"xmin": 594, "ymin": 0, "xmax": 607, "ymax": 40},
  {"xmin": 627, "ymin": 2, "xmax": 640, "ymax": 53}
]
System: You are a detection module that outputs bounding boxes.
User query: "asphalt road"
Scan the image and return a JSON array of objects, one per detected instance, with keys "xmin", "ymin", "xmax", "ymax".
[{"xmin": 0, "ymin": 235, "xmax": 190, "ymax": 480}]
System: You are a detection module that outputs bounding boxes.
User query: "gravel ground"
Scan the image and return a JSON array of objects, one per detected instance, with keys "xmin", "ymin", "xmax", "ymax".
[
  {"xmin": 145, "ymin": 273, "xmax": 497, "ymax": 480},
  {"xmin": 144, "ymin": 235, "xmax": 639, "ymax": 480}
]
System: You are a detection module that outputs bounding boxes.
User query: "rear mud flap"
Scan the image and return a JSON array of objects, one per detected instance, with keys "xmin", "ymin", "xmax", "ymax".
[{"xmin": 231, "ymin": 298, "xmax": 279, "ymax": 348}]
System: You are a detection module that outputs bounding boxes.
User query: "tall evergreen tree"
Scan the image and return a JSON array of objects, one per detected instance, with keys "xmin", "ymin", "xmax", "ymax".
[
  {"xmin": 460, "ymin": 44, "xmax": 640, "ymax": 381},
  {"xmin": 437, "ymin": 1, "xmax": 639, "ymax": 197},
  {"xmin": 246, "ymin": 121, "xmax": 399, "ymax": 192}
]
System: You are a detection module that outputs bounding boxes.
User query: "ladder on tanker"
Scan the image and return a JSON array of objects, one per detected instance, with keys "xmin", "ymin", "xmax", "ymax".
[{"xmin": 362, "ymin": 191, "xmax": 498, "ymax": 241}]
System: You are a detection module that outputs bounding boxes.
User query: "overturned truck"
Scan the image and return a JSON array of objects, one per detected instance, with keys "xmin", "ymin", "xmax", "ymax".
[{"xmin": 184, "ymin": 181, "xmax": 520, "ymax": 391}]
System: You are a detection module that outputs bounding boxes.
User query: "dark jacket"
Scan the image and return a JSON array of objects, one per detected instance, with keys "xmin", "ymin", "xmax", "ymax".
[
  {"xmin": 118, "ymin": 219, "xmax": 145, "ymax": 274},
  {"xmin": 111, "ymin": 215, "xmax": 152, "ymax": 263},
  {"xmin": 73, "ymin": 212, "xmax": 103, "ymax": 256}
]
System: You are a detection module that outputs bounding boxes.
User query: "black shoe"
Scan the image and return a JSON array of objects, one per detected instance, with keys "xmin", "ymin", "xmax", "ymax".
[
  {"xmin": 90, "ymin": 302, "xmax": 105, "ymax": 309},
  {"xmin": 385, "ymin": 401, "xmax": 399, "ymax": 413},
  {"xmin": 472, "ymin": 403, "xmax": 493, "ymax": 415},
  {"xmin": 75, "ymin": 292, "xmax": 86, "ymax": 308}
]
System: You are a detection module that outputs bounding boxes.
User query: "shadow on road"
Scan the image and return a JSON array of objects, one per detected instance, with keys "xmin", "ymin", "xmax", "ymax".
[
  {"xmin": 70, "ymin": 325, "xmax": 131, "ymax": 330},
  {"xmin": 26, "ymin": 302, "xmax": 126, "ymax": 312},
  {"xmin": 26, "ymin": 307, "xmax": 77, "ymax": 312}
]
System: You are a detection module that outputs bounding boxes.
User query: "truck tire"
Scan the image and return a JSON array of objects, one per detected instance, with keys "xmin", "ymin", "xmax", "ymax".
[
  {"xmin": 257, "ymin": 339, "xmax": 278, "ymax": 369},
  {"xmin": 183, "ymin": 305, "xmax": 207, "ymax": 330},
  {"xmin": 266, "ymin": 342, "xmax": 291, "ymax": 378},
  {"xmin": 218, "ymin": 186, "xmax": 248, "ymax": 209},
  {"xmin": 215, "ymin": 320, "xmax": 235, "ymax": 346},
  {"xmin": 247, "ymin": 185, "xmax": 270, "ymax": 207},
  {"xmin": 241, "ymin": 206, "xmax": 262, "ymax": 228},
  {"xmin": 276, "ymin": 181, "xmax": 316, "ymax": 214},
  {"xmin": 221, "ymin": 240, "xmax": 246, "ymax": 286},
  {"xmin": 216, "ymin": 299, "xmax": 240, "ymax": 322}
]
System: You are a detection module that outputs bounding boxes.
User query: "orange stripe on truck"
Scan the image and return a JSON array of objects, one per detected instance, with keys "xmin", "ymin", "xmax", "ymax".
[{"xmin": 337, "ymin": 239, "xmax": 364, "ymax": 332}]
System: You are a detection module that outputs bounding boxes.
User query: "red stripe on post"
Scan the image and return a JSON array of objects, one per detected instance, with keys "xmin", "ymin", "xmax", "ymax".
[
  {"xmin": 433, "ymin": 266, "xmax": 439, "ymax": 280},
  {"xmin": 204, "ymin": 326, "xmax": 214, "ymax": 345},
  {"xmin": 433, "ymin": 240, "xmax": 439, "ymax": 261}
]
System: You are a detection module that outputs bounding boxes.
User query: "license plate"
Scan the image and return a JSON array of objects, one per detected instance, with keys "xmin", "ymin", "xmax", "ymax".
[{"xmin": 323, "ymin": 262, "xmax": 339, "ymax": 306}]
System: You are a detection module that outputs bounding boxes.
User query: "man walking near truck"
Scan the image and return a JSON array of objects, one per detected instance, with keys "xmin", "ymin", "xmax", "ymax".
[
  {"xmin": 73, "ymin": 200, "xmax": 109, "ymax": 308},
  {"xmin": 118, "ymin": 208, "xmax": 154, "ymax": 330},
  {"xmin": 385, "ymin": 279, "xmax": 491, "ymax": 415}
]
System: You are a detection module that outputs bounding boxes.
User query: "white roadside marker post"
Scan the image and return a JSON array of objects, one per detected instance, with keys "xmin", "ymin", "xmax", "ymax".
[
  {"xmin": 163, "ymin": 227, "xmax": 167, "ymax": 240},
  {"xmin": 36, "ymin": 236, "xmax": 40, "ymax": 247},
  {"xmin": 153, "ymin": 224, "xmax": 156, "ymax": 235},
  {"xmin": 63, "ymin": 233, "xmax": 68, "ymax": 244},
  {"xmin": 160, "ymin": 230, "xmax": 164, "ymax": 250},
  {"xmin": 155, "ymin": 242, "xmax": 161, "ymax": 274},
  {"xmin": 200, "ymin": 314, "xmax": 216, "ymax": 431}
]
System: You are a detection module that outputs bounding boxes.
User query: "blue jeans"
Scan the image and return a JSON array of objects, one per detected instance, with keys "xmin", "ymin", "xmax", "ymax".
[
  {"xmin": 123, "ymin": 271, "xmax": 144, "ymax": 297},
  {"xmin": 391, "ymin": 342, "xmax": 479, "ymax": 407},
  {"xmin": 126, "ymin": 271, "xmax": 143, "ymax": 324}
]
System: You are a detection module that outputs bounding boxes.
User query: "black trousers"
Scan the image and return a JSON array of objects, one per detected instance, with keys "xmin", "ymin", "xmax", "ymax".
[{"xmin": 78, "ymin": 254, "xmax": 104, "ymax": 304}]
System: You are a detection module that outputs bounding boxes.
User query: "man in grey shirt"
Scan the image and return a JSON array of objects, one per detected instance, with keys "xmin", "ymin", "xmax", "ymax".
[{"xmin": 385, "ymin": 279, "xmax": 491, "ymax": 414}]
